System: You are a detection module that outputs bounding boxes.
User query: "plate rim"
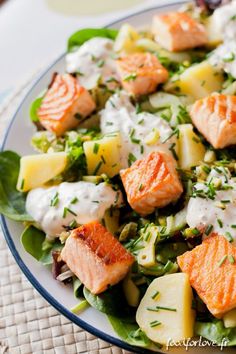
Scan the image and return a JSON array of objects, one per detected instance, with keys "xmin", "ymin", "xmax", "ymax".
[{"xmin": 0, "ymin": 2, "xmax": 187, "ymax": 353}]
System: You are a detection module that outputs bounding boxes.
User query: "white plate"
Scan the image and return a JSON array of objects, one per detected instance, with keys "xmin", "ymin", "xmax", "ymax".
[{"xmin": 1, "ymin": 1, "xmax": 234, "ymax": 353}]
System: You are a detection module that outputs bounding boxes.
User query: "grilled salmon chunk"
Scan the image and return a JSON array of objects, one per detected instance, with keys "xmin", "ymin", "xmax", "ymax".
[
  {"xmin": 116, "ymin": 53, "xmax": 168, "ymax": 96},
  {"xmin": 178, "ymin": 234, "xmax": 236, "ymax": 318},
  {"xmin": 60, "ymin": 221, "xmax": 134, "ymax": 294},
  {"xmin": 152, "ymin": 12, "xmax": 207, "ymax": 52},
  {"xmin": 190, "ymin": 93, "xmax": 236, "ymax": 149},
  {"xmin": 120, "ymin": 151, "xmax": 183, "ymax": 216},
  {"xmin": 37, "ymin": 73, "xmax": 96, "ymax": 136}
]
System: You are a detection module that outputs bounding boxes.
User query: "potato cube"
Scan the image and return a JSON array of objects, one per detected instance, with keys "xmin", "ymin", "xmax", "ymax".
[
  {"xmin": 17, "ymin": 152, "xmax": 68, "ymax": 192},
  {"xmin": 178, "ymin": 124, "xmax": 206, "ymax": 170},
  {"xmin": 113, "ymin": 23, "xmax": 140, "ymax": 53},
  {"xmin": 165, "ymin": 61, "xmax": 224, "ymax": 100},
  {"xmin": 84, "ymin": 133, "xmax": 122, "ymax": 177},
  {"xmin": 136, "ymin": 273, "xmax": 195, "ymax": 344}
]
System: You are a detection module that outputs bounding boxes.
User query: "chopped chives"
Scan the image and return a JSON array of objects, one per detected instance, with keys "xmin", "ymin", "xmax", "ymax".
[
  {"xmin": 146, "ymin": 307, "xmax": 159, "ymax": 312},
  {"xmin": 149, "ymin": 320, "xmax": 161, "ymax": 328},
  {"xmin": 144, "ymin": 231, "xmax": 151, "ymax": 242},
  {"xmin": 20, "ymin": 179, "xmax": 25, "ymax": 190},
  {"xmin": 217, "ymin": 219, "xmax": 223, "ymax": 228},
  {"xmin": 123, "ymin": 72, "xmax": 137, "ymax": 81},
  {"xmin": 140, "ymin": 145, "xmax": 144, "ymax": 154},
  {"xmin": 229, "ymin": 255, "xmax": 235, "ymax": 264},
  {"xmin": 71, "ymin": 300, "xmax": 89, "ymax": 314},
  {"xmin": 169, "ymin": 143, "xmax": 178, "ymax": 160},
  {"xmin": 205, "ymin": 224, "xmax": 213, "ymax": 236},
  {"xmin": 225, "ymin": 232, "xmax": 233, "ymax": 243},
  {"xmin": 93, "ymin": 161, "xmax": 103, "ymax": 175},
  {"xmin": 138, "ymin": 118, "xmax": 144, "ymax": 125},
  {"xmin": 155, "ymin": 306, "xmax": 177, "ymax": 312},
  {"xmin": 151, "ymin": 290, "xmax": 160, "ymax": 300},
  {"xmin": 138, "ymin": 183, "xmax": 143, "ymax": 191},
  {"xmin": 128, "ymin": 153, "xmax": 137, "ymax": 167},
  {"xmin": 231, "ymin": 225, "xmax": 236, "ymax": 229},
  {"xmin": 101, "ymin": 155, "xmax": 106, "ymax": 164},
  {"xmin": 70, "ymin": 197, "xmax": 78, "ymax": 204},
  {"xmin": 218, "ymin": 255, "xmax": 227, "ymax": 267},
  {"xmin": 97, "ymin": 59, "xmax": 105, "ymax": 68},
  {"xmin": 93, "ymin": 143, "xmax": 100, "ymax": 154},
  {"xmin": 63, "ymin": 207, "xmax": 77, "ymax": 218},
  {"xmin": 50, "ymin": 192, "xmax": 59, "ymax": 207},
  {"xmin": 221, "ymin": 200, "xmax": 231, "ymax": 204}
]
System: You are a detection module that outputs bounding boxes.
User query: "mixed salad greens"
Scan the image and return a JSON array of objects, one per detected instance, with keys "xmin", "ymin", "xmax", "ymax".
[{"xmin": 2, "ymin": 0, "xmax": 236, "ymax": 351}]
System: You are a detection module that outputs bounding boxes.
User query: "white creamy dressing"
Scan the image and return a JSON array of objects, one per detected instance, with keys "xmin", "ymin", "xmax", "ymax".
[
  {"xmin": 209, "ymin": 2, "xmax": 236, "ymax": 78},
  {"xmin": 66, "ymin": 37, "xmax": 119, "ymax": 89},
  {"xmin": 26, "ymin": 181, "xmax": 123, "ymax": 238},
  {"xmin": 100, "ymin": 91, "xmax": 177, "ymax": 168},
  {"xmin": 186, "ymin": 167, "xmax": 236, "ymax": 244}
]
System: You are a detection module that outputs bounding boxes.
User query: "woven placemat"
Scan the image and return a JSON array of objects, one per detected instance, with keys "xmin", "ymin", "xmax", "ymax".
[{"xmin": 0, "ymin": 75, "xmax": 132, "ymax": 354}]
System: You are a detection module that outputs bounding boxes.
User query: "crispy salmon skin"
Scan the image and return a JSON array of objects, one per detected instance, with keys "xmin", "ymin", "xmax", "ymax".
[
  {"xmin": 152, "ymin": 12, "xmax": 207, "ymax": 52},
  {"xmin": 116, "ymin": 53, "xmax": 168, "ymax": 96},
  {"xmin": 61, "ymin": 221, "xmax": 134, "ymax": 294},
  {"xmin": 178, "ymin": 234, "xmax": 236, "ymax": 318},
  {"xmin": 120, "ymin": 151, "xmax": 183, "ymax": 216},
  {"xmin": 190, "ymin": 93, "xmax": 236, "ymax": 149},
  {"xmin": 37, "ymin": 73, "xmax": 95, "ymax": 136}
]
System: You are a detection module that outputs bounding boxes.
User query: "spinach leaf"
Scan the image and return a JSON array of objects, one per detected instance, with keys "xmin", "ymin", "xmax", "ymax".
[
  {"xmin": 83, "ymin": 285, "xmax": 134, "ymax": 319},
  {"xmin": 39, "ymin": 240, "xmax": 63, "ymax": 265},
  {"xmin": 107, "ymin": 315, "xmax": 152, "ymax": 348},
  {"xmin": 0, "ymin": 151, "xmax": 32, "ymax": 221},
  {"xmin": 195, "ymin": 320, "xmax": 236, "ymax": 346},
  {"xmin": 67, "ymin": 28, "xmax": 118, "ymax": 52},
  {"xmin": 21, "ymin": 225, "xmax": 45, "ymax": 260},
  {"xmin": 30, "ymin": 96, "xmax": 43, "ymax": 122},
  {"xmin": 73, "ymin": 276, "xmax": 83, "ymax": 298}
]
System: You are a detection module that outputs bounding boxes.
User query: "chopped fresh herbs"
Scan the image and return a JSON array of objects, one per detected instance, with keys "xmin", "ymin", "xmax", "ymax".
[
  {"xmin": 93, "ymin": 143, "xmax": 100, "ymax": 154},
  {"xmin": 149, "ymin": 320, "xmax": 162, "ymax": 328},
  {"xmin": 229, "ymin": 255, "xmax": 235, "ymax": 264},
  {"xmin": 63, "ymin": 207, "xmax": 77, "ymax": 218},
  {"xmin": 123, "ymin": 72, "xmax": 137, "ymax": 81},
  {"xmin": 101, "ymin": 155, "xmax": 106, "ymax": 164},
  {"xmin": 97, "ymin": 59, "xmax": 105, "ymax": 68},
  {"xmin": 70, "ymin": 197, "xmax": 78, "ymax": 204},
  {"xmin": 217, "ymin": 219, "xmax": 223, "ymax": 228},
  {"xmin": 223, "ymin": 53, "xmax": 235, "ymax": 63},
  {"xmin": 93, "ymin": 161, "xmax": 103, "ymax": 175},
  {"xmin": 155, "ymin": 306, "xmax": 177, "ymax": 312},
  {"xmin": 128, "ymin": 153, "xmax": 137, "ymax": 167},
  {"xmin": 151, "ymin": 291, "xmax": 159, "ymax": 300},
  {"xmin": 205, "ymin": 224, "xmax": 213, "ymax": 236},
  {"xmin": 225, "ymin": 232, "xmax": 233, "ymax": 243},
  {"xmin": 50, "ymin": 192, "xmax": 59, "ymax": 207},
  {"xmin": 218, "ymin": 255, "xmax": 227, "ymax": 267}
]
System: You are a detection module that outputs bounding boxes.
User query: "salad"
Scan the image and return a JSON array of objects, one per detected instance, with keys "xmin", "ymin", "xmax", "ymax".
[{"xmin": 2, "ymin": 0, "xmax": 236, "ymax": 350}]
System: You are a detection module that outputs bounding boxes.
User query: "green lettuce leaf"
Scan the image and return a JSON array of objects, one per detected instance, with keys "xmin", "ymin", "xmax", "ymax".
[
  {"xmin": 67, "ymin": 28, "xmax": 118, "ymax": 52},
  {"xmin": 0, "ymin": 151, "xmax": 32, "ymax": 221},
  {"xmin": 195, "ymin": 320, "xmax": 236, "ymax": 346},
  {"xmin": 107, "ymin": 315, "xmax": 153, "ymax": 348},
  {"xmin": 21, "ymin": 225, "xmax": 46, "ymax": 260},
  {"xmin": 30, "ymin": 96, "xmax": 44, "ymax": 122}
]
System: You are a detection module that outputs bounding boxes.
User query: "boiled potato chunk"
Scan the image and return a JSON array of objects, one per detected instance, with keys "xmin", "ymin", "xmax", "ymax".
[
  {"xmin": 84, "ymin": 133, "xmax": 122, "ymax": 177},
  {"xmin": 223, "ymin": 309, "xmax": 236, "ymax": 328},
  {"xmin": 165, "ymin": 61, "xmax": 224, "ymax": 100},
  {"xmin": 17, "ymin": 152, "xmax": 68, "ymax": 192},
  {"xmin": 113, "ymin": 24, "xmax": 140, "ymax": 53},
  {"xmin": 178, "ymin": 124, "xmax": 206, "ymax": 170},
  {"xmin": 136, "ymin": 273, "xmax": 195, "ymax": 345}
]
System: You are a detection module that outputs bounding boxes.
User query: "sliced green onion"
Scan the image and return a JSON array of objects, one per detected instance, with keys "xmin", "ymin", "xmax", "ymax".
[{"xmin": 71, "ymin": 300, "xmax": 89, "ymax": 314}]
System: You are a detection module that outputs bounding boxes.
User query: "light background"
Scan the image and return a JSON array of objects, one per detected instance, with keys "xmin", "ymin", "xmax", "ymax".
[{"xmin": 0, "ymin": 0, "xmax": 177, "ymax": 103}]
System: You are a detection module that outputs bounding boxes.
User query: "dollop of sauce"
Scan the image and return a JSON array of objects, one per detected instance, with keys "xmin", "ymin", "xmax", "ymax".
[
  {"xmin": 100, "ymin": 91, "xmax": 177, "ymax": 168},
  {"xmin": 26, "ymin": 181, "xmax": 123, "ymax": 238},
  {"xmin": 186, "ymin": 167, "xmax": 236, "ymax": 244},
  {"xmin": 66, "ymin": 37, "xmax": 119, "ymax": 89},
  {"xmin": 209, "ymin": 2, "xmax": 236, "ymax": 78}
]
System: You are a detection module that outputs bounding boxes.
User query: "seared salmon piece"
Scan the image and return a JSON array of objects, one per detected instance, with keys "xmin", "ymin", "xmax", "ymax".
[
  {"xmin": 152, "ymin": 12, "xmax": 207, "ymax": 52},
  {"xmin": 190, "ymin": 93, "xmax": 236, "ymax": 149},
  {"xmin": 116, "ymin": 53, "xmax": 168, "ymax": 96},
  {"xmin": 120, "ymin": 151, "xmax": 183, "ymax": 216},
  {"xmin": 37, "ymin": 73, "xmax": 95, "ymax": 136},
  {"xmin": 178, "ymin": 234, "xmax": 236, "ymax": 318},
  {"xmin": 60, "ymin": 221, "xmax": 134, "ymax": 294}
]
